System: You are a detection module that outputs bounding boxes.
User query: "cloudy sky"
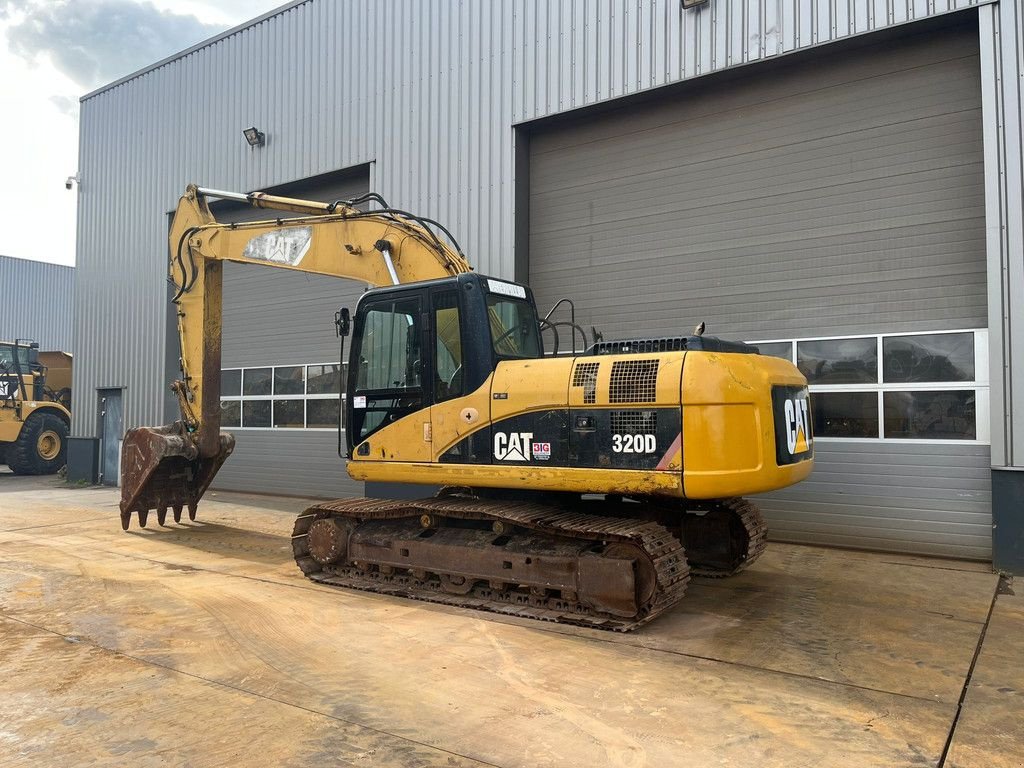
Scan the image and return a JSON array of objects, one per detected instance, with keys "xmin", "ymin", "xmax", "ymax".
[{"xmin": 0, "ymin": 0, "xmax": 285, "ymax": 266}]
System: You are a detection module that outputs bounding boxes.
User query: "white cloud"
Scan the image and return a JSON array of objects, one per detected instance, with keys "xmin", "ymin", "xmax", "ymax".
[
  {"xmin": 0, "ymin": 0, "xmax": 284, "ymax": 266},
  {"xmin": 4, "ymin": 0, "xmax": 221, "ymax": 90}
]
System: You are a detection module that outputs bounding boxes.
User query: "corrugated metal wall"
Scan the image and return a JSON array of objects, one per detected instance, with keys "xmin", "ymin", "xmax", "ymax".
[
  {"xmin": 0, "ymin": 256, "xmax": 74, "ymax": 351},
  {"xmin": 211, "ymin": 169, "xmax": 369, "ymax": 497},
  {"xmin": 979, "ymin": 1, "xmax": 1024, "ymax": 469},
  {"xmin": 74, "ymin": 0, "xmax": 994, "ymax": 437}
]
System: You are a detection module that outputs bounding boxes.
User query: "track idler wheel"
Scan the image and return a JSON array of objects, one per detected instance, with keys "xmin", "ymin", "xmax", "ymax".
[{"xmin": 306, "ymin": 518, "xmax": 353, "ymax": 566}]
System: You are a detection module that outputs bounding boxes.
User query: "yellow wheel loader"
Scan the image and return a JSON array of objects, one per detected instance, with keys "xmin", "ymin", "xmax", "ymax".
[
  {"xmin": 0, "ymin": 341, "xmax": 72, "ymax": 475},
  {"xmin": 120, "ymin": 185, "xmax": 814, "ymax": 630}
]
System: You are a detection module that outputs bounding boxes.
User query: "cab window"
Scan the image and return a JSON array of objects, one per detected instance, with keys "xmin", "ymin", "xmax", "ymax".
[
  {"xmin": 433, "ymin": 291, "xmax": 463, "ymax": 402},
  {"xmin": 487, "ymin": 296, "xmax": 541, "ymax": 359},
  {"xmin": 352, "ymin": 296, "xmax": 423, "ymax": 442}
]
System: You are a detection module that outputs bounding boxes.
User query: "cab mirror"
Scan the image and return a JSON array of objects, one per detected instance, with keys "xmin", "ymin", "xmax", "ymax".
[{"xmin": 335, "ymin": 307, "xmax": 351, "ymax": 338}]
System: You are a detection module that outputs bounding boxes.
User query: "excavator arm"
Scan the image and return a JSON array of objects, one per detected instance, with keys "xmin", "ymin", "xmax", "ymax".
[{"xmin": 120, "ymin": 184, "xmax": 471, "ymax": 528}]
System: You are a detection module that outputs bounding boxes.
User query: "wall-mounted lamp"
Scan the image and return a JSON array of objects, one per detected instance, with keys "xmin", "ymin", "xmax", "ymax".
[
  {"xmin": 681, "ymin": 0, "xmax": 709, "ymax": 8},
  {"xmin": 243, "ymin": 126, "xmax": 266, "ymax": 147}
]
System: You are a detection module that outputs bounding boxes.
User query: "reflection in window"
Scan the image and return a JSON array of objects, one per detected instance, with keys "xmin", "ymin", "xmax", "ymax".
[
  {"xmin": 242, "ymin": 400, "xmax": 271, "ymax": 427},
  {"xmin": 884, "ymin": 391, "xmax": 976, "ymax": 440},
  {"xmin": 221, "ymin": 399, "xmax": 240, "ymax": 428},
  {"xmin": 221, "ymin": 370, "xmax": 241, "ymax": 397},
  {"xmin": 307, "ymin": 364, "xmax": 343, "ymax": 394},
  {"xmin": 810, "ymin": 392, "xmax": 878, "ymax": 438},
  {"xmin": 434, "ymin": 292, "xmax": 463, "ymax": 402},
  {"xmin": 274, "ymin": 366, "xmax": 304, "ymax": 395},
  {"xmin": 487, "ymin": 296, "xmax": 541, "ymax": 358},
  {"xmin": 273, "ymin": 399, "xmax": 304, "ymax": 428},
  {"xmin": 243, "ymin": 368, "xmax": 272, "ymax": 396},
  {"xmin": 358, "ymin": 298, "xmax": 421, "ymax": 391},
  {"xmin": 797, "ymin": 338, "xmax": 877, "ymax": 384},
  {"xmin": 883, "ymin": 333, "xmax": 974, "ymax": 383},
  {"xmin": 756, "ymin": 341, "xmax": 792, "ymax": 361},
  {"xmin": 307, "ymin": 399, "xmax": 339, "ymax": 429}
]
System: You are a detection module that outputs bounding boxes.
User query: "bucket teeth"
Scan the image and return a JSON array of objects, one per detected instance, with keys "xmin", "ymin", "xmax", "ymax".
[{"xmin": 118, "ymin": 421, "xmax": 235, "ymax": 530}]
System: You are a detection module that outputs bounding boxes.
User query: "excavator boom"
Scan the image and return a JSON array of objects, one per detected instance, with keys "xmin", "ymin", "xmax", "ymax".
[{"xmin": 120, "ymin": 185, "xmax": 471, "ymax": 528}]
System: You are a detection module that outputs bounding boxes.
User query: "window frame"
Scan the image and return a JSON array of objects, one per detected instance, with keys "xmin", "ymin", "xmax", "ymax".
[
  {"xmin": 219, "ymin": 361, "xmax": 346, "ymax": 432},
  {"xmin": 747, "ymin": 329, "xmax": 989, "ymax": 445}
]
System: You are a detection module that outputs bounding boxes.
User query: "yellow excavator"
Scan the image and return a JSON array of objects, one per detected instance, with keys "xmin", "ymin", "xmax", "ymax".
[{"xmin": 120, "ymin": 184, "xmax": 814, "ymax": 630}]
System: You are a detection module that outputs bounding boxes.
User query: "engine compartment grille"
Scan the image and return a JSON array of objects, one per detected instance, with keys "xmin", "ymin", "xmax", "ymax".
[
  {"xmin": 589, "ymin": 335, "xmax": 759, "ymax": 355},
  {"xmin": 610, "ymin": 410, "xmax": 657, "ymax": 435},
  {"xmin": 571, "ymin": 362, "xmax": 599, "ymax": 404},
  {"xmin": 609, "ymin": 359, "xmax": 659, "ymax": 403}
]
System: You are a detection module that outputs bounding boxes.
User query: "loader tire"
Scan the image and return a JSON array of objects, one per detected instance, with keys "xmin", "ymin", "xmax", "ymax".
[{"xmin": 7, "ymin": 412, "xmax": 68, "ymax": 475}]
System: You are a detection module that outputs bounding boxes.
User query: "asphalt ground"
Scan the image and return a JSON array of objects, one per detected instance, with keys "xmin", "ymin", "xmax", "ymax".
[{"xmin": 0, "ymin": 470, "xmax": 1020, "ymax": 767}]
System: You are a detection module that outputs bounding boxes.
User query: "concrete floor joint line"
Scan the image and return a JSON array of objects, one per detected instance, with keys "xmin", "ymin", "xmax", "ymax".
[{"xmin": 936, "ymin": 576, "xmax": 1003, "ymax": 767}]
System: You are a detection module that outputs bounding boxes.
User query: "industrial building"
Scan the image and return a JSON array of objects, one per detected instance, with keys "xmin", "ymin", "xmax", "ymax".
[
  {"xmin": 70, "ymin": 0, "xmax": 1024, "ymax": 569},
  {"xmin": 0, "ymin": 255, "xmax": 74, "ymax": 351}
]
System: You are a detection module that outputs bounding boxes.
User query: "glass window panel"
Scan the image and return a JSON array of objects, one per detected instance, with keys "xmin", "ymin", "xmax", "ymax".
[
  {"xmin": 883, "ymin": 391, "xmax": 976, "ymax": 440},
  {"xmin": 220, "ymin": 399, "xmax": 240, "ymax": 428},
  {"xmin": 811, "ymin": 392, "xmax": 878, "ymax": 438},
  {"xmin": 242, "ymin": 367, "xmax": 272, "ymax": 396},
  {"xmin": 797, "ymin": 338, "xmax": 877, "ymax": 384},
  {"xmin": 755, "ymin": 342, "xmax": 792, "ymax": 361},
  {"xmin": 307, "ymin": 364, "xmax": 343, "ymax": 394},
  {"xmin": 273, "ymin": 399, "xmax": 304, "ymax": 428},
  {"xmin": 274, "ymin": 365, "xmax": 304, "ymax": 395},
  {"xmin": 883, "ymin": 333, "xmax": 975, "ymax": 383},
  {"xmin": 307, "ymin": 398, "xmax": 339, "ymax": 429},
  {"xmin": 221, "ymin": 369, "xmax": 241, "ymax": 397},
  {"xmin": 486, "ymin": 296, "xmax": 542, "ymax": 358},
  {"xmin": 357, "ymin": 298, "xmax": 421, "ymax": 391},
  {"xmin": 434, "ymin": 291, "xmax": 463, "ymax": 402},
  {"xmin": 242, "ymin": 400, "xmax": 271, "ymax": 427}
]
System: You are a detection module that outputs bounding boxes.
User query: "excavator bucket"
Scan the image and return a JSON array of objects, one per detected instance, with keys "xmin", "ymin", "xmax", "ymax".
[{"xmin": 119, "ymin": 422, "xmax": 235, "ymax": 530}]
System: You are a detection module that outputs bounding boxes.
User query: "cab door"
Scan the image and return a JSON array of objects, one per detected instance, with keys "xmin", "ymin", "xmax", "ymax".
[
  {"xmin": 346, "ymin": 292, "xmax": 433, "ymax": 462},
  {"xmin": 428, "ymin": 287, "xmax": 494, "ymax": 465}
]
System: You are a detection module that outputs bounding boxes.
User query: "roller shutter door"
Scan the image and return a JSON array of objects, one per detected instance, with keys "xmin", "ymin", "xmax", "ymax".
[
  {"xmin": 527, "ymin": 24, "xmax": 990, "ymax": 558},
  {"xmin": 211, "ymin": 169, "xmax": 370, "ymax": 498}
]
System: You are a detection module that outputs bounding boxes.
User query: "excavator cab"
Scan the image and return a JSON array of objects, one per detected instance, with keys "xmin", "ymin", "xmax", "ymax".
[{"xmin": 345, "ymin": 273, "xmax": 541, "ymax": 455}]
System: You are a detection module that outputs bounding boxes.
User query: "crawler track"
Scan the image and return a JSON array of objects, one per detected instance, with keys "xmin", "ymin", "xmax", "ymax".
[
  {"xmin": 292, "ymin": 495, "xmax": 690, "ymax": 632},
  {"xmin": 684, "ymin": 497, "xmax": 768, "ymax": 578}
]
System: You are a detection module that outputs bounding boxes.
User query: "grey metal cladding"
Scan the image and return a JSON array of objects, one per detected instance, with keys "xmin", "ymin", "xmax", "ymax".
[
  {"xmin": 757, "ymin": 442, "xmax": 993, "ymax": 560},
  {"xmin": 212, "ymin": 430, "xmax": 359, "ymax": 498},
  {"xmin": 528, "ymin": 25, "xmax": 986, "ymax": 341},
  {"xmin": 73, "ymin": 0, "xmax": 989, "ymax": 438},
  {"xmin": 0, "ymin": 256, "xmax": 74, "ymax": 350}
]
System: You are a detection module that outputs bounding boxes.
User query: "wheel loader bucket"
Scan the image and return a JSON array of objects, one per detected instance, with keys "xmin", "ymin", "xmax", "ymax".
[{"xmin": 119, "ymin": 422, "xmax": 235, "ymax": 530}]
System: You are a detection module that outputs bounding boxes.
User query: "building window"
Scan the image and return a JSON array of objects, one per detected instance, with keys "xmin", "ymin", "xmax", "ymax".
[
  {"xmin": 749, "ymin": 330, "xmax": 988, "ymax": 443},
  {"xmin": 219, "ymin": 362, "xmax": 346, "ymax": 430}
]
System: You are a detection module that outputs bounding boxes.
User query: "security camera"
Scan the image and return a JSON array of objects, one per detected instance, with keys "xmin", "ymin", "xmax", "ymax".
[{"xmin": 65, "ymin": 174, "xmax": 79, "ymax": 190}]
